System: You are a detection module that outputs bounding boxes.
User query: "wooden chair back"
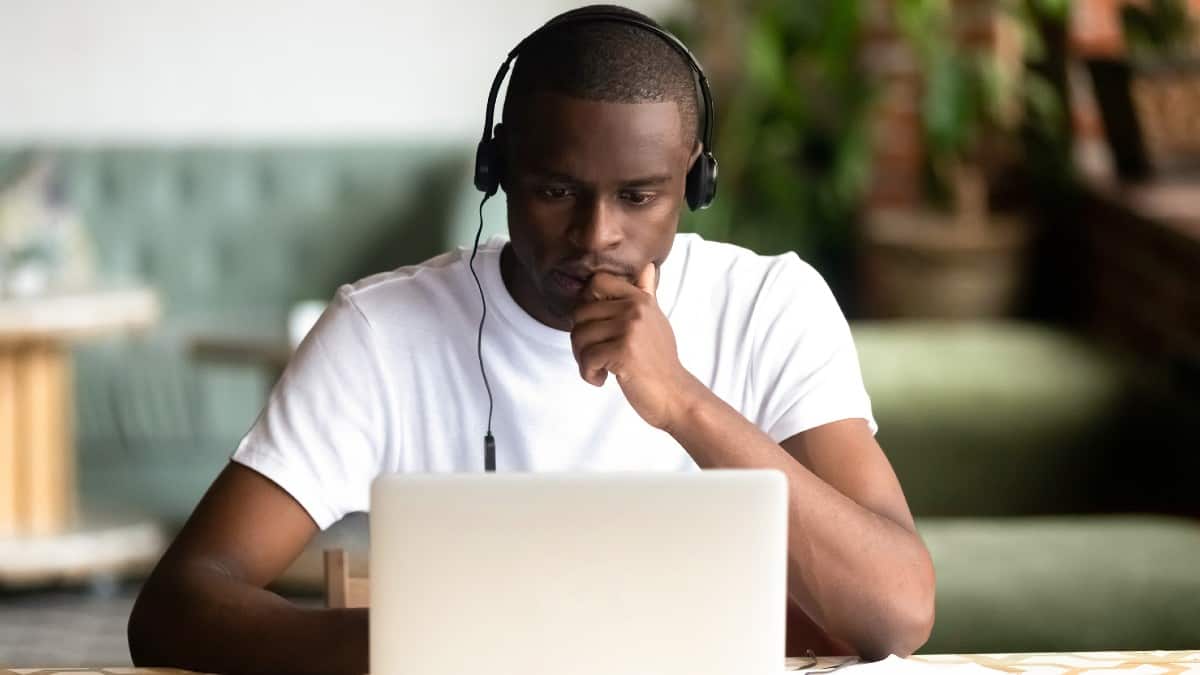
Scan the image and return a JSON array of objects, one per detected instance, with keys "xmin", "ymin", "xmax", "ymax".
[{"xmin": 323, "ymin": 548, "xmax": 369, "ymax": 608}]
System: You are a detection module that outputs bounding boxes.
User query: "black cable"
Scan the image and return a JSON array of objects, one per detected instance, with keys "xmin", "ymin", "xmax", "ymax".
[{"xmin": 468, "ymin": 194, "xmax": 496, "ymax": 472}]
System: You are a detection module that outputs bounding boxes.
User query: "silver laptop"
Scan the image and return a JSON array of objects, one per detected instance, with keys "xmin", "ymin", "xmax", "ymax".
[{"xmin": 369, "ymin": 470, "xmax": 788, "ymax": 675}]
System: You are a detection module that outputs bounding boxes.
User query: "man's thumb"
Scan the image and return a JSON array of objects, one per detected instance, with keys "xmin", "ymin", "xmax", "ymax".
[{"xmin": 637, "ymin": 262, "xmax": 657, "ymax": 297}]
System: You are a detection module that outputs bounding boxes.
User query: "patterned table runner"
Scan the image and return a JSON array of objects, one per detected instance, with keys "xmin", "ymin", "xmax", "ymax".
[{"xmin": 5, "ymin": 651, "xmax": 1198, "ymax": 674}]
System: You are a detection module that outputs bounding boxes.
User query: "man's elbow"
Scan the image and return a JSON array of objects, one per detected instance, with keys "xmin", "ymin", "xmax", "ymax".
[
  {"xmin": 127, "ymin": 580, "xmax": 180, "ymax": 667},
  {"xmin": 127, "ymin": 593, "xmax": 155, "ymax": 666},
  {"xmin": 859, "ymin": 569, "xmax": 936, "ymax": 660},
  {"xmin": 867, "ymin": 594, "xmax": 935, "ymax": 660}
]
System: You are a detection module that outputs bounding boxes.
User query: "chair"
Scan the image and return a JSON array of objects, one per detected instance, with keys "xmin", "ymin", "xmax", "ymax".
[{"xmin": 323, "ymin": 548, "xmax": 369, "ymax": 608}]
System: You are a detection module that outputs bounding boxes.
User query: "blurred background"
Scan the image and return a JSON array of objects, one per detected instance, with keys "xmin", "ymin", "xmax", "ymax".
[{"xmin": 1, "ymin": 0, "xmax": 1198, "ymax": 666}]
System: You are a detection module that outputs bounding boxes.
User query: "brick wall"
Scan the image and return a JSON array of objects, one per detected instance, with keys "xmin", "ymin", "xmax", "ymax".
[
  {"xmin": 861, "ymin": 0, "xmax": 1013, "ymax": 212},
  {"xmin": 862, "ymin": 0, "xmax": 923, "ymax": 210}
]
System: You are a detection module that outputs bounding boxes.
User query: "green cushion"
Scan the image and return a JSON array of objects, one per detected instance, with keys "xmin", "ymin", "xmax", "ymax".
[
  {"xmin": 919, "ymin": 515, "xmax": 1200, "ymax": 653},
  {"xmin": 853, "ymin": 321, "xmax": 1140, "ymax": 516}
]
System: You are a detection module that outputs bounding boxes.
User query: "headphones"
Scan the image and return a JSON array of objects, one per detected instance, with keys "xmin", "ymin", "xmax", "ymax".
[{"xmin": 473, "ymin": 7, "xmax": 719, "ymax": 211}]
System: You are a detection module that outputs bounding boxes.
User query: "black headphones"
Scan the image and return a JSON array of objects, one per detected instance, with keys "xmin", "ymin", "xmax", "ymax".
[{"xmin": 473, "ymin": 7, "xmax": 719, "ymax": 211}]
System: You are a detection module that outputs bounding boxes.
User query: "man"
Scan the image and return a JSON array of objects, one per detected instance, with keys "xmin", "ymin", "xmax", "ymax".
[{"xmin": 128, "ymin": 6, "xmax": 935, "ymax": 674}]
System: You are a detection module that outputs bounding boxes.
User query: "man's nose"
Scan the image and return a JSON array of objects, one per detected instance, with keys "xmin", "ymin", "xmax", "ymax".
[{"xmin": 567, "ymin": 195, "xmax": 623, "ymax": 252}]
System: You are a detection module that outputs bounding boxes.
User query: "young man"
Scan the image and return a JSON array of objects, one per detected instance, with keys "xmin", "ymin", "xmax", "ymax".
[{"xmin": 128, "ymin": 6, "xmax": 934, "ymax": 674}]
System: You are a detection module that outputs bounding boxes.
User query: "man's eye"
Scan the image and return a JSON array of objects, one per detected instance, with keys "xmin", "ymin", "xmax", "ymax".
[
  {"xmin": 620, "ymin": 191, "xmax": 656, "ymax": 206},
  {"xmin": 538, "ymin": 186, "xmax": 572, "ymax": 200}
]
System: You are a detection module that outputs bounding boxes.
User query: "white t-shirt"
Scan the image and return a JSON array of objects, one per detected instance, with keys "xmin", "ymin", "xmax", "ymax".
[{"xmin": 232, "ymin": 233, "xmax": 876, "ymax": 529}]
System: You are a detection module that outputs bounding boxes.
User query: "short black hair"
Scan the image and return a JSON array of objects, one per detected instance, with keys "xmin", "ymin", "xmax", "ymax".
[{"xmin": 500, "ymin": 5, "xmax": 701, "ymax": 148}]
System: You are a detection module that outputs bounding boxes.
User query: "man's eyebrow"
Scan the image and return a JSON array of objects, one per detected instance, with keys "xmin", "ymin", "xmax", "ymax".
[
  {"xmin": 521, "ymin": 170, "xmax": 672, "ymax": 188},
  {"xmin": 620, "ymin": 174, "xmax": 672, "ymax": 188},
  {"xmin": 525, "ymin": 168, "xmax": 582, "ymax": 183}
]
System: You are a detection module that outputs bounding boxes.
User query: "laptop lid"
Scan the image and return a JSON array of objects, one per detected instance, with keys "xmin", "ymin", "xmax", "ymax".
[{"xmin": 369, "ymin": 470, "xmax": 788, "ymax": 675}]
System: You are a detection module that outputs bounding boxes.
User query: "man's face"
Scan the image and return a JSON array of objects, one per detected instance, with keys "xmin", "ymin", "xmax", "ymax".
[{"xmin": 501, "ymin": 92, "xmax": 698, "ymax": 330}]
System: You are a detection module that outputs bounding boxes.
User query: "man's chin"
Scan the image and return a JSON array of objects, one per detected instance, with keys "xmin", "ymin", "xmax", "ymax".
[{"xmin": 542, "ymin": 291, "xmax": 581, "ymax": 325}]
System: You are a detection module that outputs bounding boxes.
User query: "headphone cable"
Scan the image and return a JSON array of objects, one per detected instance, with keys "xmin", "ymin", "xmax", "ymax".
[{"xmin": 468, "ymin": 194, "xmax": 497, "ymax": 472}]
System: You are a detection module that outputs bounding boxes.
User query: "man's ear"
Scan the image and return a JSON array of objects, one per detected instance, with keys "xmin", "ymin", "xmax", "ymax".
[{"xmin": 688, "ymin": 140, "xmax": 703, "ymax": 169}]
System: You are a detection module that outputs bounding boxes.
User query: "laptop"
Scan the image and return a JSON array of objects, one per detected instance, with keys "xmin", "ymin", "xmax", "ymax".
[{"xmin": 369, "ymin": 470, "xmax": 788, "ymax": 675}]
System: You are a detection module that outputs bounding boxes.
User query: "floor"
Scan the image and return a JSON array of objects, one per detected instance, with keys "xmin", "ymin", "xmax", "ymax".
[
  {"xmin": 0, "ymin": 583, "xmax": 139, "ymax": 668},
  {"xmin": 0, "ymin": 514, "xmax": 363, "ymax": 668},
  {"xmin": 0, "ymin": 582, "xmax": 320, "ymax": 668}
]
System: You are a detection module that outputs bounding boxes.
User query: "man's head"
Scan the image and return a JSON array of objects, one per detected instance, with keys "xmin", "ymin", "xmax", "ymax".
[{"xmin": 495, "ymin": 5, "xmax": 705, "ymax": 329}]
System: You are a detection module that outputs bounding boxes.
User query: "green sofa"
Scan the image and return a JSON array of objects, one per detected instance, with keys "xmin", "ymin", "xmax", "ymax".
[
  {"xmin": 853, "ymin": 321, "xmax": 1200, "ymax": 652},
  {"xmin": 2, "ymin": 146, "xmax": 1196, "ymax": 654}
]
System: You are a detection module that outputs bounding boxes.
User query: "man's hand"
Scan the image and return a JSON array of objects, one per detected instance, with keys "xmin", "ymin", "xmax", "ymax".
[{"xmin": 570, "ymin": 263, "xmax": 706, "ymax": 430}]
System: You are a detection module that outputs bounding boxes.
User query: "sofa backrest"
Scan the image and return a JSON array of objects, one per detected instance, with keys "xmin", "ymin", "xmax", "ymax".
[
  {"xmin": 1, "ymin": 144, "xmax": 481, "ymax": 315},
  {"xmin": 853, "ymin": 320, "xmax": 1196, "ymax": 517}
]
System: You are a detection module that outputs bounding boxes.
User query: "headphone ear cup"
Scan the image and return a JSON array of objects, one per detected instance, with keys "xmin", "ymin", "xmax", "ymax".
[
  {"xmin": 474, "ymin": 136, "xmax": 503, "ymax": 196},
  {"xmin": 472, "ymin": 120, "xmax": 506, "ymax": 195},
  {"xmin": 685, "ymin": 152, "xmax": 718, "ymax": 211}
]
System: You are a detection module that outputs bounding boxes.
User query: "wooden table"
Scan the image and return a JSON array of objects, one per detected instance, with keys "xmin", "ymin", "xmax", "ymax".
[
  {"xmin": 0, "ymin": 287, "xmax": 164, "ymax": 584},
  {"xmin": 4, "ymin": 651, "xmax": 1198, "ymax": 674},
  {"xmin": 1080, "ymin": 177, "xmax": 1200, "ymax": 366},
  {"xmin": 188, "ymin": 334, "xmax": 292, "ymax": 384},
  {"xmin": 909, "ymin": 651, "xmax": 1200, "ymax": 672}
]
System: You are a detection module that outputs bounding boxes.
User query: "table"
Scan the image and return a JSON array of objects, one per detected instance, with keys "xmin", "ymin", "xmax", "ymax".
[
  {"xmin": 1080, "ymin": 177, "xmax": 1200, "ymax": 365},
  {"xmin": 0, "ymin": 287, "xmax": 164, "ymax": 584},
  {"xmin": 188, "ymin": 334, "xmax": 292, "ymax": 384},
  {"xmin": 186, "ymin": 299, "xmax": 323, "ymax": 385},
  {"xmin": 1091, "ymin": 177, "xmax": 1200, "ymax": 240},
  {"xmin": 4, "ymin": 651, "xmax": 1198, "ymax": 674},
  {"xmin": 910, "ymin": 651, "xmax": 1200, "ymax": 672}
]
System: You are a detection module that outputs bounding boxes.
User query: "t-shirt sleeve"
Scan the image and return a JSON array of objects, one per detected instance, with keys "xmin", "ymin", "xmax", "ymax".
[
  {"xmin": 750, "ymin": 254, "xmax": 877, "ymax": 443},
  {"xmin": 231, "ymin": 285, "xmax": 392, "ymax": 530}
]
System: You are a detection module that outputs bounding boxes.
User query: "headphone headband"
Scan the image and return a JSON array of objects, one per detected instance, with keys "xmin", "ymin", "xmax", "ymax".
[
  {"xmin": 475, "ymin": 8, "xmax": 718, "ymax": 211},
  {"xmin": 478, "ymin": 10, "xmax": 715, "ymax": 157}
]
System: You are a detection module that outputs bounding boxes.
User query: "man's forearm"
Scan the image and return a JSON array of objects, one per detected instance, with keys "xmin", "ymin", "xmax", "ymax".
[
  {"xmin": 664, "ymin": 378, "xmax": 934, "ymax": 659},
  {"xmin": 129, "ymin": 564, "xmax": 367, "ymax": 675}
]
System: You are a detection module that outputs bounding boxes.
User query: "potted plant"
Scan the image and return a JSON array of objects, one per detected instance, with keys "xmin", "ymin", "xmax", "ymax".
[
  {"xmin": 667, "ymin": 0, "xmax": 875, "ymax": 302},
  {"xmin": 859, "ymin": 0, "xmax": 1065, "ymax": 318}
]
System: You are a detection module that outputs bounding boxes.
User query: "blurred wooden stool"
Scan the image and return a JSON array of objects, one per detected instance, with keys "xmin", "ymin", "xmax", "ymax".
[
  {"xmin": 0, "ymin": 288, "xmax": 165, "ymax": 588},
  {"xmin": 323, "ymin": 548, "xmax": 369, "ymax": 608},
  {"xmin": 0, "ymin": 287, "xmax": 158, "ymax": 537}
]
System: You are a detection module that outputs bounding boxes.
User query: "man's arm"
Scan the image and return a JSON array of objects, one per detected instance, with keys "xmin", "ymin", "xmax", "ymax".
[
  {"xmin": 570, "ymin": 268, "xmax": 935, "ymax": 659},
  {"xmin": 128, "ymin": 462, "xmax": 368, "ymax": 675},
  {"xmin": 665, "ymin": 405, "xmax": 935, "ymax": 660}
]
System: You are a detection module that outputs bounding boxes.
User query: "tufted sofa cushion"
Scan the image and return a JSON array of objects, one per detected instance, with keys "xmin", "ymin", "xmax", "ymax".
[
  {"xmin": 7, "ymin": 146, "xmax": 480, "ymax": 310},
  {"xmin": 920, "ymin": 515, "xmax": 1200, "ymax": 652},
  {"xmin": 854, "ymin": 320, "xmax": 1199, "ymax": 517}
]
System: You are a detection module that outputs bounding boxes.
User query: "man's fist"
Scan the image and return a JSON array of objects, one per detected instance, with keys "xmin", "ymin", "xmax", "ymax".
[{"xmin": 569, "ymin": 263, "xmax": 705, "ymax": 431}]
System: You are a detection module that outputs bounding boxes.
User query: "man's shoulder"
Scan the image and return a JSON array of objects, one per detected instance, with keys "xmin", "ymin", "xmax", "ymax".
[
  {"xmin": 332, "ymin": 241, "xmax": 499, "ymax": 325},
  {"xmin": 344, "ymin": 247, "xmax": 471, "ymax": 295},
  {"xmin": 675, "ymin": 233, "xmax": 826, "ymax": 298}
]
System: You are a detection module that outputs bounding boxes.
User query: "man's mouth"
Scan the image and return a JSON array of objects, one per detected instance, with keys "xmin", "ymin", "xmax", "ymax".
[{"xmin": 549, "ymin": 269, "xmax": 586, "ymax": 294}]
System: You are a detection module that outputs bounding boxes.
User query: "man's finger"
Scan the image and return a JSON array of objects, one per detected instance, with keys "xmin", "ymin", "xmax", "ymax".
[
  {"xmin": 572, "ymin": 298, "xmax": 633, "ymax": 327},
  {"xmin": 577, "ymin": 340, "xmax": 621, "ymax": 387},
  {"xmin": 636, "ymin": 262, "xmax": 657, "ymax": 297},
  {"xmin": 570, "ymin": 317, "xmax": 625, "ymax": 362},
  {"xmin": 584, "ymin": 271, "xmax": 639, "ymax": 301}
]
